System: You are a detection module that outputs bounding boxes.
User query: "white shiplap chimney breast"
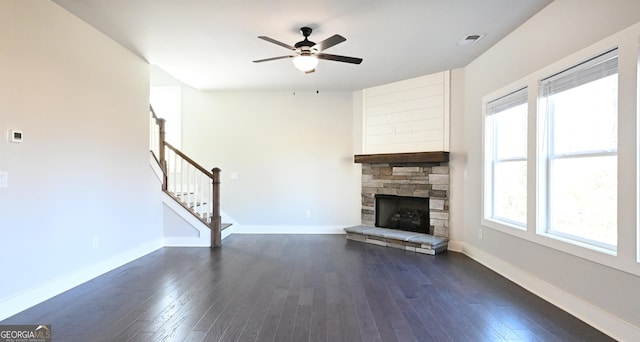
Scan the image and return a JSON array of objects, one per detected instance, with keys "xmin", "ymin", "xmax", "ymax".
[{"xmin": 362, "ymin": 71, "xmax": 450, "ymax": 154}]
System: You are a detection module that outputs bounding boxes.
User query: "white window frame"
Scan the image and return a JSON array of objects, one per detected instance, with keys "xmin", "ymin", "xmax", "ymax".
[
  {"xmin": 483, "ymin": 88, "xmax": 528, "ymax": 230},
  {"xmin": 480, "ymin": 23, "xmax": 640, "ymax": 277},
  {"xmin": 637, "ymin": 46, "xmax": 640, "ymax": 264},
  {"xmin": 537, "ymin": 48, "xmax": 619, "ymax": 252}
]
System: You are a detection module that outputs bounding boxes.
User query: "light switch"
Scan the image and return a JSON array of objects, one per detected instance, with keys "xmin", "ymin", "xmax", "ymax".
[
  {"xmin": 0, "ymin": 171, "xmax": 8, "ymax": 188},
  {"xmin": 230, "ymin": 172, "xmax": 239, "ymax": 180}
]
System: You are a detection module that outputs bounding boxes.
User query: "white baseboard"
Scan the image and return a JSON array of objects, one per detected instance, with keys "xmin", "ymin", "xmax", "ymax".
[
  {"xmin": 221, "ymin": 226, "xmax": 234, "ymax": 240},
  {"xmin": 163, "ymin": 237, "xmax": 210, "ymax": 247},
  {"xmin": 0, "ymin": 239, "xmax": 163, "ymax": 321},
  {"xmin": 231, "ymin": 225, "xmax": 347, "ymax": 234},
  {"xmin": 460, "ymin": 243, "xmax": 640, "ymax": 341},
  {"xmin": 447, "ymin": 240, "xmax": 464, "ymax": 252},
  {"xmin": 165, "ymin": 226, "xmax": 234, "ymax": 247}
]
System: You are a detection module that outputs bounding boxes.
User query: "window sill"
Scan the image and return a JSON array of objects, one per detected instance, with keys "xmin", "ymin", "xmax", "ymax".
[
  {"xmin": 482, "ymin": 217, "xmax": 526, "ymax": 232},
  {"xmin": 480, "ymin": 219, "xmax": 640, "ymax": 278},
  {"xmin": 537, "ymin": 231, "xmax": 617, "ymax": 257}
]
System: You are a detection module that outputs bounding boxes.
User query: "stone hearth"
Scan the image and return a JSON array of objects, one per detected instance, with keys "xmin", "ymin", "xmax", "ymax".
[{"xmin": 361, "ymin": 162, "xmax": 449, "ymax": 238}]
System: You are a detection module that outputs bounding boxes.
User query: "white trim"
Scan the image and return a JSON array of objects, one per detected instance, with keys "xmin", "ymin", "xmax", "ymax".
[
  {"xmin": 162, "ymin": 192, "xmax": 237, "ymax": 245},
  {"xmin": 149, "ymin": 152, "xmax": 164, "ymax": 183},
  {"xmin": 637, "ymin": 42, "xmax": 640, "ymax": 264},
  {"xmin": 0, "ymin": 239, "xmax": 163, "ymax": 321},
  {"xmin": 221, "ymin": 226, "xmax": 235, "ymax": 240},
  {"xmin": 460, "ymin": 243, "xmax": 640, "ymax": 341},
  {"xmin": 162, "ymin": 192, "xmax": 211, "ymax": 247},
  {"xmin": 232, "ymin": 225, "xmax": 347, "ymax": 234},
  {"xmin": 447, "ymin": 239, "xmax": 464, "ymax": 252},
  {"xmin": 481, "ymin": 86, "xmax": 529, "ymax": 230},
  {"xmin": 163, "ymin": 236, "xmax": 210, "ymax": 247}
]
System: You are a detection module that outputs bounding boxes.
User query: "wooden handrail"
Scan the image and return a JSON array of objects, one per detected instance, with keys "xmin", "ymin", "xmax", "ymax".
[
  {"xmin": 150, "ymin": 105, "xmax": 160, "ymax": 121},
  {"xmin": 164, "ymin": 142, "xmax": 214, "ymax": 179},
  {"xmin": 150, "ymin": 106, "xmax": 166, "ymax": 180},
  {"xmin": 150, "ymin": 106, "xmax": 223, "ymax": 248}
]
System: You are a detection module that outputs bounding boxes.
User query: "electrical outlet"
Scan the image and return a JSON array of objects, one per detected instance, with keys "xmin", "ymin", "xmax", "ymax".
[
  {"xmin": 479, "ymin": 228, "xmax": 483, "ymax": 240},
  {"xmin": 92, "ymin": 236, "xmax": 100, "ymax": 249},
  {"xmin": 305, "ymin": 210, "xmax": 311, "ymax": 218}
]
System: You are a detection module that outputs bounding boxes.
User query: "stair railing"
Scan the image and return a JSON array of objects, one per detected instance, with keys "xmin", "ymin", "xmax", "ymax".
[
  {"xmin": 149, "ymin": 108, "xmax": 162, "ymax": 166},
  {"xmin": 150, "ymin": 106, "xmax": 222, "ymax": 247}
]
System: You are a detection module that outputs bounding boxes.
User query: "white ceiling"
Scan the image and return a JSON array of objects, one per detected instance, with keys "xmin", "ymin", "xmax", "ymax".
[{"xmin": 52, "ymin": 0, "xmax": 554, "ymax": 91}]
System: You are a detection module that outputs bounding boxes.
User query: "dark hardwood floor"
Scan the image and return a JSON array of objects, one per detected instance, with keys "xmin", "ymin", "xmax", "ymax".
[{"xmin": 2, "ymin": 234, "xmax": 613, "ymax": 341}]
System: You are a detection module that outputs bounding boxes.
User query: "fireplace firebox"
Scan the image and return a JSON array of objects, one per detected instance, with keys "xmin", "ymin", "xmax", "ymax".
[{"xmin": 375, "ymin": 194, "xmax": 430, "ymax": 234}]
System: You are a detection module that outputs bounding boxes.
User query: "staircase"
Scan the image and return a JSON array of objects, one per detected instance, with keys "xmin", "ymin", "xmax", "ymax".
[{"xmin": 150, "ymin": 106, "xmax": 228, "ymax": 247}]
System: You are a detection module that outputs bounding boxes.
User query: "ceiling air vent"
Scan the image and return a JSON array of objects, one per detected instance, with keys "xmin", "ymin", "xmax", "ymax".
[{"xmin": 458, "ymin": 34, "xmax": 485, "ymax": 46}]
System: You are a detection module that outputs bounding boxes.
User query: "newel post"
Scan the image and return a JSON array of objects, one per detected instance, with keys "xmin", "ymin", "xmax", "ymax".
[
  {"xmin": 211, "ymin": 167, "xmax": 222, "ymax": 248},
  {"xmin": 158, "ymin": 118, "xmax": 168, "ymax": 191}
]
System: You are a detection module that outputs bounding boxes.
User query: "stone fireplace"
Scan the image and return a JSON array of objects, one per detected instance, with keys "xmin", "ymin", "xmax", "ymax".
[
  {"xmin": 359, "ymin": 158, "xmax": 449, "ymax": 238},
  {"xmin": 375, "ymin": 194, "xmax": 430, "ymax": 234},
  {"xmin": 344, "ymin": 152, "xmax": 450, "ymax": 254}
]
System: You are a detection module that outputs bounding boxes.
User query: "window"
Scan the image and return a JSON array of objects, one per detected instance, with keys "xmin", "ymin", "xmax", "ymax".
[
  {"xmin": 485, "ymin": 88, "xmax": 528, "ymax": 227},
  {"xmin": 150, "ymin": 86, "xmax": 182, "ymax": 148},
  {"xmin": 539, "ymin": 49, "xmax": 618, "ymax": 250}
]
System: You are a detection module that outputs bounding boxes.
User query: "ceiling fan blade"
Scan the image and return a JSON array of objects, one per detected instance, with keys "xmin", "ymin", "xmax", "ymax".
[
  {"xmin": 317, "ymin": 53, "xmax": 363, "ymax": 64},
  {"xmin": 314, "ymin": 34, "xmax": 346, "ymax": 51},
  {"xmin": 258, "ymin": 36, "xmax": 296, "ymax": 50},
  {"xmin": 253, "ymin": 55, "xmax": 295, "ymax": 63}
]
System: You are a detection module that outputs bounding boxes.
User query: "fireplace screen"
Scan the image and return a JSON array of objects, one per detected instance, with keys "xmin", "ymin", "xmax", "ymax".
[{"xmin": 375, "ymin": 194, "xmax": 430, "ymax": 234}]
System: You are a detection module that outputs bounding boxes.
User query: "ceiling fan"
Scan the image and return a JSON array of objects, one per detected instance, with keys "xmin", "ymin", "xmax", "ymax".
[{"xmin": 253, "ymin": 27, "xmax": 363, "ymax": 73}]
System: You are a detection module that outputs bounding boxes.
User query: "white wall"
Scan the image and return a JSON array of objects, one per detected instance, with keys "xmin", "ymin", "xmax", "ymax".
[
  {"xmin": 0, "ymin": 0, "xmax": 161, "ymax": 319},
  {"xmin": 463, "ymin": 0, "xmax": 640, "ymax": 337},
  {"xmin": 448, "ymin": 68, "xmax": 465, "ymax": 245},
  {"xmin": 153, "ymin": 71, "xmax": 361, "ymax": 232}
]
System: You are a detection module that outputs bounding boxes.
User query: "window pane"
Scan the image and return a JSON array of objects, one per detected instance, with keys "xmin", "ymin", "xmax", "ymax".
[
  {"xmin": 548, "ymin": 156, "xmax": 617, "ymax": 247},
  {"xmin": 551, "ymin": 74, "xmax": 617, "ymax": 155},
  {"xmin": 493, "ymin": 160, "xmax": 527, "ymax": 225},
  {"xmin": 150, "ymin": 86, "xmax": 182, "ymax": 148},
  {"xmin": 485, "ymin": 88, "xmax": 528, "ymax": 227},
  {"xmin": 495, "ymin": 103, "xmax": 527, "ymax": 159}
]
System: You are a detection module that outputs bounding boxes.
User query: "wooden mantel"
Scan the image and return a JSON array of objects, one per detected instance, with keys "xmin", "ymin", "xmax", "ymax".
[{"xmin": 354, "ymin": 151, "xmax": 449, "ymax": 164}]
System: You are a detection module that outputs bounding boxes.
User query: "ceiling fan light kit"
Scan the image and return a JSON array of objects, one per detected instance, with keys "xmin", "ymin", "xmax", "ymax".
[
  {"xmin": 253, "ymin": 26, "xmax": 362, "ymax": 73},
  {"xmin": 293, "ymin": 55, "xmax": 318, "ymax": 72}
]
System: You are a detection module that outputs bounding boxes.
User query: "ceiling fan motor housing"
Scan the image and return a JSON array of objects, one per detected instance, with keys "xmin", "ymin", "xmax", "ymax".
[
  {"xmin": 300, "ymin": 27, "xmax": 313, "ymax": 38},
  {"xmin": 295, "ymin": 27, "xmax": 315, "ymax": 51}
]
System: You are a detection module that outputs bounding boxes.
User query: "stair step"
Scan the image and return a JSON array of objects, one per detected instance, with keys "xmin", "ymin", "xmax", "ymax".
[
  {"xmin": 222, "ymin": 223, "xmax": 232, "ymax": 230},
  {"xmin": 188, "ymin": 202, "xmax": 207, "ymax": 208}
]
